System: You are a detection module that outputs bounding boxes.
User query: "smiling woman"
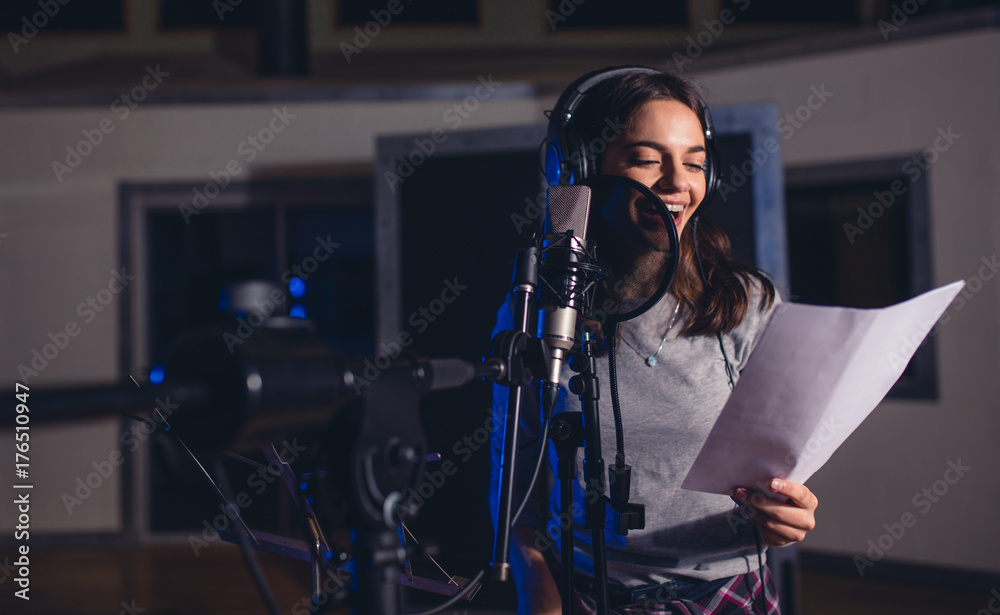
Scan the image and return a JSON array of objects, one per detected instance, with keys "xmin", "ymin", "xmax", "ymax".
[
  {"xmin": 568, "ymin": 68, "xmax": 775, "ymax": 336},
  {"xmin": 491, "ymin": 66, "xmax": 817, "ymax": 615},
  {"xmin": 599, "ymin": 99, "xmax": 709, "ymax": 235}
]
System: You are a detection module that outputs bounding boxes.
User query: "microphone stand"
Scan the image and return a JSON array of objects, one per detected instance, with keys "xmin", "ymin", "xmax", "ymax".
[
  {"xmin": 550, "ymin": 329, "xmax": 610, "ymax": 615},
  {"xmin": 490, "ymin": 244, "xmax": 545, "ymax": 582},
  {"xmin": 577, "ymin": 329, "xmax": 613, "ymax": 614}
]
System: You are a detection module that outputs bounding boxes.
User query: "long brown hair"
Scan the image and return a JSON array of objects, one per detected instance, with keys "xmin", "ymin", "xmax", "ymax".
[{"xmin": 572, "ymin": 67, "xmax": 775, "ymax": 336}]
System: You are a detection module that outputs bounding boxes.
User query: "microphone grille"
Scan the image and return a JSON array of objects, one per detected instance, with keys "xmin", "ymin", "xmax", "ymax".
[{"xmin": 547, "ymin": 185, "xmax": 592, "ymax": 237}]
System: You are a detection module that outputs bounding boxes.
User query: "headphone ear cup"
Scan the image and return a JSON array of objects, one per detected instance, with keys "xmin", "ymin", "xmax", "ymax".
[
  {"xmin": 696, "ymin": 101, "xmax": 720, "ymax": 215},
  {"xmin": 702, "ymin": 147, "xmax": 719, "ymax": 207},
  {"xmin": 544, "ymin": 125, "xmax": 590, "ymax": 185},
  {"xmin": 564, "ymin": 126, "xmax": 593, "ymax": 182}
]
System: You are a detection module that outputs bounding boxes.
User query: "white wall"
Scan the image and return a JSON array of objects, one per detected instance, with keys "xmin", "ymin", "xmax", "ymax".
[
  {"xmin": 695, "ymin": 30, "xmax": 1000, "ymax": 574},
  {"xmin": 0, "ymin": 88, "xmax": 544, "ymax": 534}
]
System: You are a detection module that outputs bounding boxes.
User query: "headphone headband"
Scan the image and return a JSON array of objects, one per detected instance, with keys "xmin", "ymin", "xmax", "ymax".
[{"xmin": 544, "ymin": 65, "xmax": 719, "ymax": 211}]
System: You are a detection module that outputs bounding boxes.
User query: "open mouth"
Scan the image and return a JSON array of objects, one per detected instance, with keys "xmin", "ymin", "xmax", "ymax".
[
  {"xmin": 637, "ymin": 198, "xmax": 683, "ymax": 226},
  {"xmin": 664, "ymin": 203, "xmax": 684, "ymax": 224}
]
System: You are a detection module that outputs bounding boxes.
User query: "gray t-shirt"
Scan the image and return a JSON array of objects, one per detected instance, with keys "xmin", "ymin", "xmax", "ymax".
[{"xmin": 490, "ymin": 284, "xmax": 779, "ymax": 587}]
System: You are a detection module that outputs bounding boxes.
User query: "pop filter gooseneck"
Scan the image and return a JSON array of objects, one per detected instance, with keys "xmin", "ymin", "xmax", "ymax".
[{"xmin": 580, "ymin": 172, "xmax": 680, "ymax": 519}]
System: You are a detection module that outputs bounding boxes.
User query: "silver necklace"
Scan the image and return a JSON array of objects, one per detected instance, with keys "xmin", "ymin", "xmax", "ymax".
[{"xmin": 621, "ymin": 301, "xmax": 681, "ymax": 367}]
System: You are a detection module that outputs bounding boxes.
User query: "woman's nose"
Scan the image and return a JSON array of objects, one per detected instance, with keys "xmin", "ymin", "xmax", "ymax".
[{"xmin": 655, "ymin": 165, "xmax": 690, "ymax": 193}]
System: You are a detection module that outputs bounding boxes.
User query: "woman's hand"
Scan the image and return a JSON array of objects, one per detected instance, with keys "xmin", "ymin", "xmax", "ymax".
[{"xmin": 732, "ymin": 478, "xmax": 818, "ymax": 546}]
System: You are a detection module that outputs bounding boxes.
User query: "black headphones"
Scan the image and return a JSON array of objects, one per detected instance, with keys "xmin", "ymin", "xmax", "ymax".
[{"xmin": 543, "ymin": 65, "xmax": 720, "ymax": 214}]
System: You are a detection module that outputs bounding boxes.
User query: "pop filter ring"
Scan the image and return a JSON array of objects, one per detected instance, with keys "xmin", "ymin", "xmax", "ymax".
[{"xmin": 579, "ymin": 174, "xmax": 680, "ymax": 327}]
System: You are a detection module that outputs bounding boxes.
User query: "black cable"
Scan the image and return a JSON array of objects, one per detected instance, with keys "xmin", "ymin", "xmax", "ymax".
[
  {"xmin": 700, "ymin": 215, "xmax": 769, "ymax": 614},
  {"xmin": 693, "ymin": 218, "xmax": 739, "ymax": 393},
  {"xmin": 512, "ymin": 415, "xmax": 553, "ymax": 525},
  {"xmin": 607, "ymin": 322, "xmax": 626, "ymax": 469},
  {"xmin": 212, "ymin": 457, "xmax": 284, "ymax": 615},
  {"xmin": 717, "ymin": 330, "xmax": 737, "ymax": 391}
]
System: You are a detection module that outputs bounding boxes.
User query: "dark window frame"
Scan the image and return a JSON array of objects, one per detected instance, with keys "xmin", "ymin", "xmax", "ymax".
[
  {"xmin": 336, "ymin": 0, "xmax": 482, "ymax": 27},
  {"xmin": 0, "ymin": 0, "xmax": 125, "ymax": 33},
  {"xmin": 543, "ymin": 0, "xmax": 688, "ymax": 30},
  {"xmin": 785, "ymin": 156, "xmax": 937, "ymax": 399},
  {"xmin": 159, "ymin": 0, "xmax": 259, "ymax": 31}
]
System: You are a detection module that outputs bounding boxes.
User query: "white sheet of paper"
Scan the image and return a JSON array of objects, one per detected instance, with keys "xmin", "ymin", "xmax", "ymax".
[{"xmin": 681, "ymin": 280, "xmax": 966, "ymax": 496}]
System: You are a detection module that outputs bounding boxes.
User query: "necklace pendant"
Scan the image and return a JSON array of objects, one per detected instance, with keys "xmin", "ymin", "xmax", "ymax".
[{"xmin": 645, "ymin": 356, "xmax": 657, "ymax": 367}]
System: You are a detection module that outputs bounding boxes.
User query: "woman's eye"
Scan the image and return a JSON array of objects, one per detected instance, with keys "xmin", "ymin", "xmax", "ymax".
[
  {"xmin": 686, "ymin": 163, "xmax": 706, "ymax": 172},
  {"xmin": 633, "ymin": 159, "xmax": 658, "ymax": 167}
]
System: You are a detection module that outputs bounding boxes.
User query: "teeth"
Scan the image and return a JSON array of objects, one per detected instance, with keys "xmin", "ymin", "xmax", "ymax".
[{"xmin": 665, "ymin": 204, "xmax": 684, "ymax": 213}]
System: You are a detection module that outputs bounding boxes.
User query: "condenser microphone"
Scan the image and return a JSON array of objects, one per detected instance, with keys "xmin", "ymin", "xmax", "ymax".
[{"xmin": 538, "ymin": 185, "xmax": 594, "ymax": 417}]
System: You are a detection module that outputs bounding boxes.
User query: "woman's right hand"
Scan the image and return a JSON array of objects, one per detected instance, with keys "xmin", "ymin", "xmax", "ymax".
[{"xmin": 511, "ymin": 525, "xmax": 562, "ymax": 615}]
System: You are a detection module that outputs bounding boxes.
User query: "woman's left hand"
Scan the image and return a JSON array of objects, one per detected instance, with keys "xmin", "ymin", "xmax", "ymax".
[{"xmin": 732, "ymin": 479, "xmax": 818, "ymax": 546}]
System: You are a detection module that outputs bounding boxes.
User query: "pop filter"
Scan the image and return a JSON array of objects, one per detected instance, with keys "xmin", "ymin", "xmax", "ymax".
[
  {"xmin": 573, "ymin": 174, "xmax": 680, "ymax": 535},
  {"xmin": 579, "ymin": 174, "xmax": 680, "ymax": 328}
]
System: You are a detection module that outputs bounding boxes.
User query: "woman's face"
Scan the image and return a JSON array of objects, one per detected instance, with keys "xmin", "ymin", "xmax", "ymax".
[{"xmin": 598, "ymin": 98, "xmax": 708, "ymax": 239}]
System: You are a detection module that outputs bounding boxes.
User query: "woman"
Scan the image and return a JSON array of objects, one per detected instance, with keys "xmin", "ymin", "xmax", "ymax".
[{"xmin": 490, "ymin": 68, "xmax": 818, "ymax": 615}]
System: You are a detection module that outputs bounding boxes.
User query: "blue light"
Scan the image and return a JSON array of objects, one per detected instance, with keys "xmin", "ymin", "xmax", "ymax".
[
  {"xmin": 290, "ymin": 304, "xmax": 307, "ymax": 319},
  {"xmin": 299, "ymin": 481, "xmax": 308, "ymax": 491},
  {"xmin": 218, "ymin": 288, "xmax": 231, "ymax": 312},
  {"xmin": 306, "ymin": 496, "xmax": 314, "ymax": 505},
  {"xmin": 324, "ymin": 550, "xmax": 333, "ymax": 560},
  {"xmin": 289, "ymin": 276, "xmax": 306, "ymax": 298},
  {"xmin": 149, "ymin": 365, "xmax": 165, "ymax": 385}
]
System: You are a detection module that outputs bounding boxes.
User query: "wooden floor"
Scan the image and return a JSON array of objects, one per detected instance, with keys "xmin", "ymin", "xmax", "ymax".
[{"xmin": 0, "ymin": 544, "xmax": 991, "ymax": 615}]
